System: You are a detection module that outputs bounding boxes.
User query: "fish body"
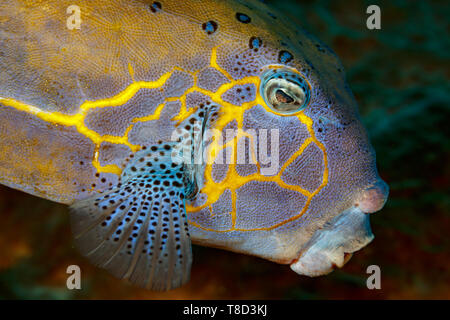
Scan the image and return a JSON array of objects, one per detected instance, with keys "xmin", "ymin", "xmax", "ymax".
[{"xmin": 0, "ymin": 0, "xmax": 388, "ymax": 290}]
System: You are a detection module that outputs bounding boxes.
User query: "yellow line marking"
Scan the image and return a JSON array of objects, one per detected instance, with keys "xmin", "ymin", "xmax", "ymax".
[{"xmin": 210, "ymin": 45, "xmax": 234, "ymax": 81}]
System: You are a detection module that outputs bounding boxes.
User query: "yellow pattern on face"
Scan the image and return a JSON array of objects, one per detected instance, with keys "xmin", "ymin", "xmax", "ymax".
[{"xmin": 185, "ymin": 66, "xmax": 328, "ymax": 232}]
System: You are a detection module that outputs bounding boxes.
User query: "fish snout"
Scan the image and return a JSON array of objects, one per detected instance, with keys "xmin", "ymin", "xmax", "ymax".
[
  {"xmin": 290, "ymin": 206, "xmax": 374, "ymax": 277},
  {"xmin": 356, "ymin": 180, "xmax": 389, "ymax": 214}
]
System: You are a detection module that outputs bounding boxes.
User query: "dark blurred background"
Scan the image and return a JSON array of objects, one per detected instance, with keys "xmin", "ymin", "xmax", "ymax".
[{"xmin": 0, "ymin": 0, "xmax": 448, "ymax": 299}]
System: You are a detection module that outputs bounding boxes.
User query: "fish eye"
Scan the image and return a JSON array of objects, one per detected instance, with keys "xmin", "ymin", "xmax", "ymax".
[{"xmin": 261, "ymin": 69, "xmax": 311, "ymax": 115}]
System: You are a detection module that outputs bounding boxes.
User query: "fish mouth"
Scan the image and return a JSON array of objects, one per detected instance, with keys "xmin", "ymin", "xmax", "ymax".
[{"xmin": 290, "ymin": 206, "xmax": 374, "ymax": 277}]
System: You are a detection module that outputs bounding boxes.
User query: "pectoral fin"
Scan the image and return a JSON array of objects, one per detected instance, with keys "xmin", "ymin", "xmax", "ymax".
[{"xmin": 70, "ymin": 145, "xmax": 192, "ymax": 291}]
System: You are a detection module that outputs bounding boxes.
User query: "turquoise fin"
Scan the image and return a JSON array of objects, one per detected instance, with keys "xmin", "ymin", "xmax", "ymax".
[{"xmin": 69, "ymin": 144, "xmax": 192, "ymax": 291}]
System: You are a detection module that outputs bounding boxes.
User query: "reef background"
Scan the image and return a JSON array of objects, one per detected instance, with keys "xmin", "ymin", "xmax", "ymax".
[{"xmin": 0, "ymin": 0, "xmax": 448, "ymax": 299}]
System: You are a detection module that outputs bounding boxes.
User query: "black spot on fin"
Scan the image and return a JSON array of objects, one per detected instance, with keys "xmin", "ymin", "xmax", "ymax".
[{"xmin": 69, "ymin": 145, "xmax": 192, "ymax": 291}]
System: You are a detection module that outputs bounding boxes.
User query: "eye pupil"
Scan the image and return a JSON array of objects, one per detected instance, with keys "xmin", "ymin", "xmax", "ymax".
[{"xmin": 275, "ymin": 89, "xmax": 294, "ymax": 104}]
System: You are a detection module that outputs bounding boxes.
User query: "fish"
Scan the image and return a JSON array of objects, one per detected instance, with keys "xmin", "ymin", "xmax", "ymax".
[{"xmin": 0, "ymin": 0, "xmax": 389, "ymax": 291}]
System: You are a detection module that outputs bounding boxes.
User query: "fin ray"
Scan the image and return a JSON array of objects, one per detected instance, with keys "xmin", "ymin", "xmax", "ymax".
[{"xmin": 70, "ymin": 144, "xmax": 192, "ymax": 291}]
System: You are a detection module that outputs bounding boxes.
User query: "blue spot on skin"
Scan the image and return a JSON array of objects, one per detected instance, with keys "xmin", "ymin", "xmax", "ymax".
[
  {"xmin": 236, "ymin": 13, "xmax": 251, "ymax": 24},
  {"xmin": 249, "ymin": 36, "xmax": 262, "ymax": 49},
  {"xmin": 150, "ymin": 2, "xmax": 161, "ymax": 13},
  {"xmin": 278, "ymin": 50, "xmax": 293, "ymax": 63},
  {"xmin": 202, "ymin": 21, "xmax": 218, "ymax": 35},
  {"xmin": 267, "ymin": 12, "xmax": 277, "ymax": 19},
  {"xmin": 316, "ymin": 44, "xmax": 326, "ymax": 53}
]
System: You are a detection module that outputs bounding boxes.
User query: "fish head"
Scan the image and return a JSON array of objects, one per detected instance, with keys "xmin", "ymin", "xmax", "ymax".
[{"xmin": 186, "ymin": 0, "xmax": 389, "ymax": 276}]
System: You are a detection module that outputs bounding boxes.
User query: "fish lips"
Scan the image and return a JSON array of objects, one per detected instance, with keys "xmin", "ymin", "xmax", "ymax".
[{"xmin": 290, "ymin": 206, "xmax": 374, "ymax": 277}]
